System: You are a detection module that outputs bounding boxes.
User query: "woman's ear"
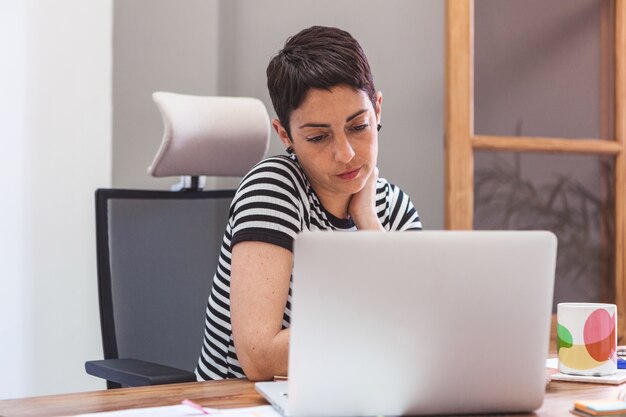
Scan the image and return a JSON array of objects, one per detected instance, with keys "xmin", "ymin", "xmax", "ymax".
[
  {"xmin": 375, "ymin": 91, "xmax": 383, "ymax": 124},
  {"xmin": 272, "ymin": 119, "xmax": 293, "ymax": 150}
]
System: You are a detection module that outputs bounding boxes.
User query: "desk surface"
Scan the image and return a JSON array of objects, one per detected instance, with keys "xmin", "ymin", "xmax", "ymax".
[{"xmin": 0, "ymin": 377, "xmax": 624, "ymax": 417}]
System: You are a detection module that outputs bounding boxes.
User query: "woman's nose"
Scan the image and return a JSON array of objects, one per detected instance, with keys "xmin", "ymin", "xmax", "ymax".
[{"xmin": 333, "ymin": 134, "xmax": 355, "ymax": 163}]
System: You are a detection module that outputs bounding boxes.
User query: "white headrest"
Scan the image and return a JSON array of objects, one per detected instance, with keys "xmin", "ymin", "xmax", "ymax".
[{"xmin": 149, "ymin": 92, "xmax": 271, "ymax": 177}]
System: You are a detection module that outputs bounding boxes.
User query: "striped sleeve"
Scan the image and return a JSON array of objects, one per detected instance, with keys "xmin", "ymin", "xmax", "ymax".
[
  {"xmin": 230, "ymin": 158, "xmax": 302, "ymax": 251},
  {"xmin": 388, "ymin": 183, "xmax": 422, "ymax": 231}
]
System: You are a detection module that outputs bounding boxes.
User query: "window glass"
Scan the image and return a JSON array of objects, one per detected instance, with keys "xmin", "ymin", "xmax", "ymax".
[
  {"xmin": 474, "ymin": 151, "xmax": 615, "ymax": 310},
  {"xmin": 474, "ymin": 0, "xmax": 613, "ymax": 139}
]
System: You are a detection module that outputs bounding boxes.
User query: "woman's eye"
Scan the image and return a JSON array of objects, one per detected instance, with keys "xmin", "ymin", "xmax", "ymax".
[
  {"xmin": 307, "ymin": 135, "xmax": 326, "ymax": 143},
  {"xmin": 351, "ymin": 124, "xmax": 369, "ymax": 132}
]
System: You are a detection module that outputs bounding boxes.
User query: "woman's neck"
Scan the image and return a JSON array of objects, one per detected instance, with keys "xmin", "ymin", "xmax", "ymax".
[{"xmin": 313, "ymin": 187, "xmax": 351, "ymax": 220}]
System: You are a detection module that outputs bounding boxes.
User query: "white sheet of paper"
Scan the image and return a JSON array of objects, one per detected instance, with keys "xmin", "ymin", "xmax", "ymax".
[{"xmin": 71, "ymin": 404, "xmax": 282, "ymax": 417}]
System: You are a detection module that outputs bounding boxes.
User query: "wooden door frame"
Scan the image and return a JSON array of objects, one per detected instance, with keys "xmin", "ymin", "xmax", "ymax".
[{"xmin": 445, "ymin": 0, "xmax": 626, "ymax": 337}]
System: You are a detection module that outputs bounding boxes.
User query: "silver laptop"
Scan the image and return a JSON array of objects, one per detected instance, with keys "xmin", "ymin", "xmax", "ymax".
[{"xmin": 256, "ymin": 231, "xmax": 557, "ymax": 416}]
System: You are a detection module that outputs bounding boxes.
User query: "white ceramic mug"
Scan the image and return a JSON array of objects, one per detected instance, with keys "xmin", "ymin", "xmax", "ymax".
[{"xmin": 557, "ymin": 302, "xmax": 617, "ymax": 376}]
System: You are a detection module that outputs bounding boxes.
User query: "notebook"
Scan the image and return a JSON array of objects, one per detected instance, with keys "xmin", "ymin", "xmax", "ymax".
[{"xmin": 256, "ymin": 231, "xmax": 558, "ymax": 416}]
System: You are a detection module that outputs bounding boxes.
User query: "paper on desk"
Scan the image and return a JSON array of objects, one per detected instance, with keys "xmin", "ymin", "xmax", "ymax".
[{"xmin": 71, "ymin": 404, "xmax": 282, "ymax": 417}]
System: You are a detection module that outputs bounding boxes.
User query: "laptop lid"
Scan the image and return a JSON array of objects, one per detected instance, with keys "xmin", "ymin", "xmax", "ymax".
[{"xmin": 258, "ymin": 230, "xmax": 557, "ymax": 417}]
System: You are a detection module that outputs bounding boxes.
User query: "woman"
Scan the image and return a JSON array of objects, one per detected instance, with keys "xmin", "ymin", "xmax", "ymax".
[{"xmin": 196, "ymin": 25, "xmax": 421, "ymax": 381}]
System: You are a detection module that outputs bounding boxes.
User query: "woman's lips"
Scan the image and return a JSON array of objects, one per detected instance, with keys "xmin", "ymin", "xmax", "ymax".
[{"xmin": 337, "ymin": 167, "xmax": 361, "ymax": 180}]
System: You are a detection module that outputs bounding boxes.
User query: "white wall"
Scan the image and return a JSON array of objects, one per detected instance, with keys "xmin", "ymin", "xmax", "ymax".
[
  {"xmin": 0, "ymin": 0, "xmax": 112, "ymax": 399},
  {"xmin": 0, "ymin": 0, "xmax": 27, "ymax": 399}
]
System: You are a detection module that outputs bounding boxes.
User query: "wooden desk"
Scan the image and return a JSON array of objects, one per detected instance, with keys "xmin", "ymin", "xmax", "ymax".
[{"xmin": 0, "ymin": 378, "xmax": 624, "ymax": 417}]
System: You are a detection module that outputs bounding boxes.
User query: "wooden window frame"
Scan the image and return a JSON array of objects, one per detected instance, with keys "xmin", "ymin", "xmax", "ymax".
[{"xmin": 445, "ymin": 0, "xmax": 626, "ymax": 337}]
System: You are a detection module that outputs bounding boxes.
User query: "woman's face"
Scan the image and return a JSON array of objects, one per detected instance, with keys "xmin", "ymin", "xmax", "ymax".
[{"xmin": 273, "ymin": 85, "xmax": 382, "ymax": 205}]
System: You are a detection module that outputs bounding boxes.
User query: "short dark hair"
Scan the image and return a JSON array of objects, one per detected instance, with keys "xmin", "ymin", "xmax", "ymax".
[{"xmin": 266, "ymin": 26, "xmax": 376, "ymax": 138}]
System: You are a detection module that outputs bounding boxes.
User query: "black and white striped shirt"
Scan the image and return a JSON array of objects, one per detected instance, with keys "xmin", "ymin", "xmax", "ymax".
[{"xmin": 196, "ymin": 154, "xmax": 421, "ymax": 380}]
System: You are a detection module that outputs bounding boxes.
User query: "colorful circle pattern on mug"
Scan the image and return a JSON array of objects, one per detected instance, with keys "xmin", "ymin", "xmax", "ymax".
[{"xmin": 557, "ymin": 308, "xmax": 617, "ymax": 370}]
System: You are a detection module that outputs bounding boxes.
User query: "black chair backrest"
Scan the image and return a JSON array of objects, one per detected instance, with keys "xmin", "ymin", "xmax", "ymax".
[{"xmin": 95, "ymin": 188, "xmax": 234, "ymax": 373}]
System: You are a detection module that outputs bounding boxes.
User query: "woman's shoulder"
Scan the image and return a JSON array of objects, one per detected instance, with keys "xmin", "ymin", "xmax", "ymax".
[
  {"xmin": 375, "ymin": 176, "xmax": 421, "ymax": 230},
  {"xmin": 376, "ymin": 176, "xmax": 408, "ymax": 196},
  {"xmin": 375, "ymin": 176, "xmax": 392, "ymax": 195},
  {"xmin": 236, "ymin": 154, "xmax": 307, "ymax": 200},
  {"xmin": 376, "ymin": 176, "xmax": 416, "ymax": 209},
  {"xmin": 243, "ymin": 154, "xmax": 303, "ymax": 182}
]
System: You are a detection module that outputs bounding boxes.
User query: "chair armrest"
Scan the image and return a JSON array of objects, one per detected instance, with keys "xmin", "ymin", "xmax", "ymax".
[{"xmin": 85, "ymin": 358, "xmax": 197, "ymax": 387}]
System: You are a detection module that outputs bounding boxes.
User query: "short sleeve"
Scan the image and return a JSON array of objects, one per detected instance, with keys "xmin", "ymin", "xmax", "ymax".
[
  {"xmin": 387, "ymin": 183, "xmax": 422, "ymax": 231},
  {"xmin": 230, "ymin": 158, "xmax": 303, "ymax": 251}
]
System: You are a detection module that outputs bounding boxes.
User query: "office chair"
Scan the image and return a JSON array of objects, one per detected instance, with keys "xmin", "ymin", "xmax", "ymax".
[{"xmin": 85, "ymin": 92, "xmax": 270, "ymax": 388}]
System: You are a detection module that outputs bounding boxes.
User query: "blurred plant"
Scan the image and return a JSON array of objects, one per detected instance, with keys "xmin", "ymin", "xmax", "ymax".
[{"xmin": 474, "ymin": 153, "xmax": 614, "ymax": 299}]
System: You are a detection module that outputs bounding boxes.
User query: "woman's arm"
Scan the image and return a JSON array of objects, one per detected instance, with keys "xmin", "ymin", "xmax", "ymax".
[{"xmin": 230, "ymin": 240, "xmax": 293, "ymax": 381}]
